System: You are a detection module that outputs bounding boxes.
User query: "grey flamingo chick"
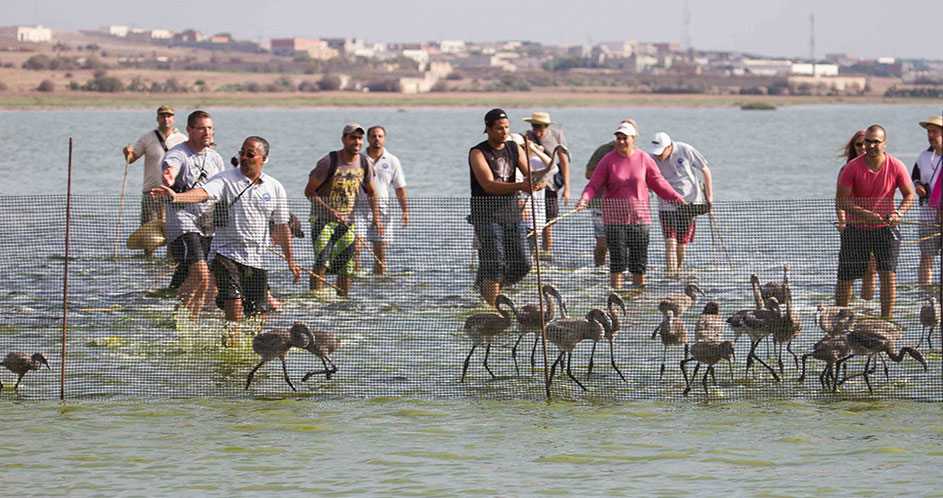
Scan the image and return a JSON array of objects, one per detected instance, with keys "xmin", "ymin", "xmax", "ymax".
[
  {"xmin": 300, "ymin": 327, "xmax": 342, "ymax": 383},
  {"xmin": 694, "ymin": 301, "xmax": 724, "ymax": 342},
  {"xmin": 835, "ymin": 311, "xmax": 927, "ymax": 394},
  {"xmin": 586, "ymin": 292, "xmax": 628, "ymax": 382},
  {"xmin": 658, "ymin": 282, "xmax": 704, "ymax": 319},
  {"xmin": 918, "ymin": 297, "xmax": 939, "ymax": 350},
  {"xmin": 798, "ymin": 309, "xmax": 854, "ymax": 390},
  {"xmin": 461, "ymin": 294, "xmax": 517, "ymax": 382},
  {"xmin": 770, "ymin": 286, "xmax": 802, "ymax": 376},
  {"xmin": 816, "ymin": 302, "xmax": 854, "ymax": 337},
  {"xmin": 546, "ymin": 308, "xmax": 611, "ymax": 391},
  {"xmin": 1, "ymin": 352, "xmax": 50, "ymax": 390},
  {"xmin": 729, "ymin": 275, "xmax": 765, "ymax": 344},
  {"xmin": 729, "ymin": 297, "xmax": 782, "ymax": 382},
  {"xmin": 680, "ymin": 340, "xmax": 735, "ymax": 395},
  {"xmin": 652, "ymin": 309, "xmax": 688, "ymax": 378},
  {"xmin": 760, "ymin": 264, "xmax": 791, "ymax": 304},
  {"xmin": 511, "ymin": 284, "xmax": 567, "ymax": 375},
  {"xmin": 246, "ymin": 322, "xmax": 316, "ymax": 391}
]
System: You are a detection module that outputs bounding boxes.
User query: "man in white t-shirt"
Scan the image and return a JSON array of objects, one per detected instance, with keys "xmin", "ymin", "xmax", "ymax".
[
  {"xmin": 650, "ymin": 132, "xmax": 714, "ymax": 273},
  {"xmin": 355, "ymin": 125, "xmax": 409, "ymax": 275},
  {"xmin": 152, "ymin": 136, "xmax": 300, "ymax": 329},
  {"xmin": 912, "ymin": 115, "xmax": 943, "ymax": 285},
  {"xmin": 122, "ymin": 106, "xmax": 187, "ymax": 239}
]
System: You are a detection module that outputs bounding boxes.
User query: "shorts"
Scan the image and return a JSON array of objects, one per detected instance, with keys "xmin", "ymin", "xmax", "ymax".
[
  {"xmin": 838, "ymin": 225, "xmax": 900, "ymax": 280},
  {"xmin": 605, "ymin": 223, "xmax": 650, "ymax": 275},
  {"xmin": 140, "ymin": 194, "xmax": 163, "ymax": 225},
  {"xmin": 659, "ymin": 210, "xmax": 697, "ymax": 244},
  {"xmin": 356, "ymin": 211, "xmax": 394, "ymax": 244},
  {"xmin": 211, "ymin": 254, "xmax": 271, "ymax": 316},
  {"xmin": 169, "ymin": 232, "xmax": 211, "ymax": 267},
  {"xmin": 592, "ymin": 209, "xmax": 605, "ymax": 239},
  {"xmin": 311, "ymin": 217, "xmax": 356, "ymax": 276},
  {"xmin": 919, "ymin": 223, "xmax": 942, "ymax": 254},
  {"xmin": 474, "ymin": 221, "xmax": 531, "ymax": 285},
  {"xmin": 545, "ymin": 189, "xmax": 560, "ymax": 220}
]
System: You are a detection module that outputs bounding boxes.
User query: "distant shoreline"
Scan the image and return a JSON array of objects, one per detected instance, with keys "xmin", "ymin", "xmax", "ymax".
[{"xmin": 0, "ymin": 91, "xmax": 936, "ymax": 110}]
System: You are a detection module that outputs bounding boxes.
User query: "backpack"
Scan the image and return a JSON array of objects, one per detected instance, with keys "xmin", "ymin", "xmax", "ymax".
[{"xmin": 326, "ymin": 150, "xmax": 369, "ymax": 189}]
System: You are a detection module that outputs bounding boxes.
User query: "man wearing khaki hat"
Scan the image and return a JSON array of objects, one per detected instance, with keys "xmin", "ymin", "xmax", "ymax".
[
  {"xmin": 912, "ymin": 115, "xmax": 943, "ymax": 285},
  {"xmin": 122, "ymin": 106, "xmax": 187, "ymax": 244},
  {"xmin": 523, "ymin": 111, "xmax": 569, "ymax": 252},
  {"xmin": 305, "ymin": 123, "xmax": 383, "ymax": 297}
]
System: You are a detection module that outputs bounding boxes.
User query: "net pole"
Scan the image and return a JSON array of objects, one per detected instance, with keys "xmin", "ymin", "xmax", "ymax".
[
  {"xmin": 114, "ymin": 147, "xmax": 130, "ymax": 261},
  {"xmin": 939, "ymin": 108, "xmax": 942, "ymax": 399},
  {"xmin": 61, "ymin": 138, "xmax": 73, "ymax": 400},
  {"xmin": 523, "ymin": 138, "xmax": 551, "ymax": 401}
]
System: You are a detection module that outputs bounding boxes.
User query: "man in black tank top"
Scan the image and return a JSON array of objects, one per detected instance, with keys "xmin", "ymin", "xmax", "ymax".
[{"xmin": 469, "ymin": 108, "xmax": 544, "ymax": 305}]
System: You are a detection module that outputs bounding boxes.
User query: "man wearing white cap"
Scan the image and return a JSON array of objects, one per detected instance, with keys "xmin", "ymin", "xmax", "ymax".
[
  {"xmin": 576, "ymin": 122, "xmax": 684, "ymax": 289},
  {"xmin": 523, "ymin": 111, "xmax": 569, "ymax": 252},
  {"xmin": 911, "ymin": 115, "xmax": 943, "ymax": 285},
  {"xmin": 649, "ymin": 132, "xmax": 714, "ymax": 273}
]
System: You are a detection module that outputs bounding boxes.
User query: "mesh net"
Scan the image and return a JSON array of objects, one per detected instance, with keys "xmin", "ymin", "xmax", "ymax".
[{"xmin": 2, "ymin": 195, "xmax": 940, "ymax": 401}]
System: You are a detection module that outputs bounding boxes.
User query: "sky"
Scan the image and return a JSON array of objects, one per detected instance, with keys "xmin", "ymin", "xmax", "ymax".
[{"xmin": 6, "ymin": 0, "xmax": 939, "ymax": 60}]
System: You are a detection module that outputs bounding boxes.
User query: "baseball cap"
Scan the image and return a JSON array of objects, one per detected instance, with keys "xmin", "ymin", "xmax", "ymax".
[
  {"xmin": 614, "ymin": 122, "xmax": 637, "ymax": 137},
  {"xmin": 342, "ymin": 122, "xmax": 366, "ymax": 136},
  {"xmin": 650, "ymin": 132, "xmax": 672, "ymax": 155},
  {"xmin": 484, "ymin": 108, "xmax": 508, "ymax": 126},
  {"xmin": 157, "ymin": 105, "xmax": 174, "ymax": 115}
]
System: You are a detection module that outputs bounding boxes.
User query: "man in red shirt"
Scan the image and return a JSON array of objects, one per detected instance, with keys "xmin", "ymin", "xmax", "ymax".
[{"xmin": 836, "ymin": 124, "xmax": 915, "ymax": 318}]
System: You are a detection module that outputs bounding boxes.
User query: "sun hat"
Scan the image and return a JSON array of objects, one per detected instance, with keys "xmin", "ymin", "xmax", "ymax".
[
  {"xmin": 614, "ymin": 122, "xmax": 637, "ymax": 137},
  {"xmin": 342, "ymin": 122, "xmax": 365, "ymax": 136},
  {"xmin": 522, "ymin": 111, "xmax": 556, "ymax": 125},
  {"xmin": 650, "ymin": 132, "xmax": 672, "ymax": 155},
  {"xmin": 919, "ymin": 115, "xmax": 943, "ymax": 130},
  {"xmin": 127, "ymin": 219, "xmax": 167, "ymax": 252}
]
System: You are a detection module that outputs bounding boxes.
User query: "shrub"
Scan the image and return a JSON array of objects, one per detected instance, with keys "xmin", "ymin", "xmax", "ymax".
[
  {"xmin": 0, "ymin": 81, "xmax": 8, "ymax": 91},
  {"xmin": 83, "ymin": 75, "xmax": 124, "ymax": 92},
  {"xmin": 298, "ymin": 80, "xmax": 320, "ymax": 92},
  {"xmin": 37, "ymin": 79, "xmax": 55, "ymax": 92},
  {"xmin": 317, "ymin": 75, "xmax": 342, "ymax": 91},
  {"xmin": 22, "ymin": 54, "xmax": 51, "ymax": 70},
  {"xmin": 367, "ymin": 78, "xmax": 400, "ymax": 92}
]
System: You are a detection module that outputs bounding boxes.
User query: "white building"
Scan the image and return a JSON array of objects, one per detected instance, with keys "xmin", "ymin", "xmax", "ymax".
[
  {"xmin": 402, "ymin": 49, "xmax": 430, "ymax": 66},
  {"xmin": 0, "ymin": 25, "xmax": 53, "ymax": 42},
  {"xmin": 790, "ymin": 63, "xmax": 839, "ymax": 76},
  {"xmin": 439, "ymin": 40, "xmax": 466, "ymax": 54},
  {"xmin": 100, "ymin": 25, "xmax": 129, "ymax": 37}
]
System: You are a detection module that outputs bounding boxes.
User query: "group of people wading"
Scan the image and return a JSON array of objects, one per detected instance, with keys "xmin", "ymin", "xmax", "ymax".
[{"xmin": 122, "ymin": 106, "xmax": 941, "ymax": 343}]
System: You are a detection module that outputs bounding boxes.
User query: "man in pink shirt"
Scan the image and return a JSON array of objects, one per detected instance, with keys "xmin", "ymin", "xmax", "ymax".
[
  {"xmin": 836, "ymin": 124, "xmax": 915, "ymax": 318},
  {"xmin": 576, "ymin": 122, "xmax": 684, "ymax": 289}
]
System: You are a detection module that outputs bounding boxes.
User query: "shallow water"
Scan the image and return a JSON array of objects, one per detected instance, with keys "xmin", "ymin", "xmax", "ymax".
[
  {"xmin": 2, "ymin": 397, "xmax": 942, "ymax": 496},
  {"xmin": 0, "ymin": 106, "xmax": 941, "ymax": 494}
]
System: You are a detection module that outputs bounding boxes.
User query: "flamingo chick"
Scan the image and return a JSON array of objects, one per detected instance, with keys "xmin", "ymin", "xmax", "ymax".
[
  {"xmin": 918, "ymin": 297, "xmax": 939, "ymax": 350},
  {"xmin": 1, "ymin": 352, "xmax": 50, "ymax": 390},
  {"xmin": 658, "ymin": 282, "xmax": 704, "ymax": 318},
  {"xmin": 246, "ymin": 322, "xmax": 316, "ymax": 391},
  {"xmin": 586, "ymin": 292, "xmax": 628, "ymax": 382},
  {"xmin": 652, "ymin": 309, "xmax": 688, "ymax": 379},
  {"xmin": 680, "ymin": 340, "xmax": 735, "ymax": 395},
  {"xmin": 511, "ymin": 284, "xmax": 567, "ymax": 375},
  {"xmin": 300, "ymin": 327, "xmax": 342, "ymax": 383},
  {"xmin": 835, "ymin": 311, "xmax": 927, "ymax": 394},
  {"xmin": 461, "ymin": 294, "xmax": 517, "ymax": 382},
  {"xmin": 546, "ymin": 308, "xmax": 611, "ymax": 391}
]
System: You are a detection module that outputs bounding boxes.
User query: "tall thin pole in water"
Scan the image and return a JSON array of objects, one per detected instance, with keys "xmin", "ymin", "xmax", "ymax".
[
  {"xmin": 523, "ymin": 137, "xmax": 551, "ymax": 400},
  {"xmin": 938, "ymin": 108, "xmax": 942, "ymax": 397},
  {"xmin": 61, "ymin": 138, "xmax": 73, "ymax": 400}
]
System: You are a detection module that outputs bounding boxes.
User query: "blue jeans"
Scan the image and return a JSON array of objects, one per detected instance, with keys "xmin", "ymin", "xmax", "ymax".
[{"xmin": 474, "ymin": 221, "xmax": 531, "ymax": 286}]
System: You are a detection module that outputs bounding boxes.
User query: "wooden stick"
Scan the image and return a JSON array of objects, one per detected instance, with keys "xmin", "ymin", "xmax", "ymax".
[
  {"xmin": 522, "ymin": 137, "xmax": 551, "ymax": 401},
  {"xmin": 708, "ymin": 209, "xmax": 735, "ymax": 270},
  {"xmin": 896, "ymin": 219, "xmax": 942, "ymax": 228},
  {"xmin": 114, "ymin": 148, "xmax": 131, "ymax": 261},
  {"xmin": 265, "ymin": 245, "xmax": 343, "ymax": 293},
  {"xmin": 145, "ymin": 265, "xmax": 178, "ymax": 293},
  {"xmin": 62, "ymin": 137, "xmax": 73, "ymax": 401},
  {"xmin": 526, "ymin": 208, "xmax": 580, "ymax": 238},
  {"xmin": 901, "ymin": 232, "xmax": 941, "ymax": 247}
]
